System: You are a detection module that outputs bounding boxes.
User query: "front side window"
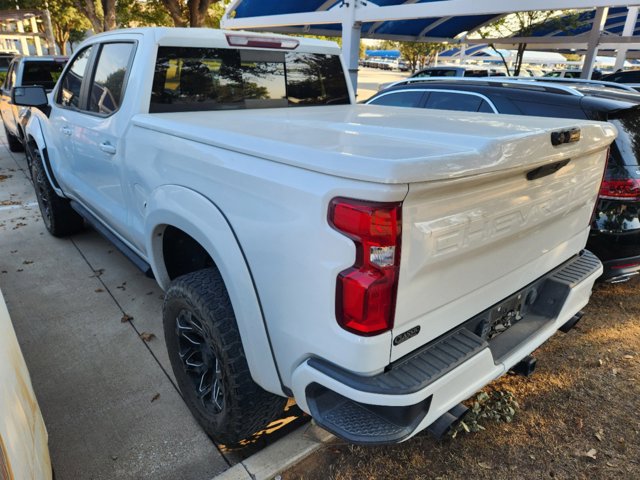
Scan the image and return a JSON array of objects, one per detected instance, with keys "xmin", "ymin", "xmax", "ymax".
[
  {"xmin": 89, "ymin": 43, "xmax": 134, "ymax": 114},
  {"xmin": 22, "ymin": 60, "xmax": 66, "ymax": 90},
  {"xmin": 369, "ymin": 91, "xmax": 424, "ymax": 108},
  {"xmin": 58, "ymin": 46, "xmax": 94, "ymax": 108},
  {"xmin": 150, "ymin": 46, "xmax": 349, "ymax": 113}
]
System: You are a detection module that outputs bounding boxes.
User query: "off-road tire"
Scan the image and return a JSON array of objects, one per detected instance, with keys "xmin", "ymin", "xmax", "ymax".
[
  {"xmin": 31, "ymin": 148, "xmax": 84, "ymax": 237},
  {"xmin": 163, "ymin": 267, "xmax": 287, "ymax": 445},
  {"xmin": 4, "ymin": 124, "xmax": 24, "ymax": 152}
]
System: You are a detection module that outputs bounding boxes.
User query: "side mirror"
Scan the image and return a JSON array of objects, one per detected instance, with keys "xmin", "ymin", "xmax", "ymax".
[{"xmin": 12, "ymin": 86, "xmax": 48, "ymax": 107}]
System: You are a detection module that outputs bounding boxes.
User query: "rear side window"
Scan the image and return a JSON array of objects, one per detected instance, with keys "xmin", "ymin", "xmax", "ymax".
[
  {"xmin": 464, "ymin": 70, "xmax": 489, "ymax": 77},
  {"xmin": 414, "ymin": 69, "xmax": 456, "ymax": 78},
  {"xmin": 425, "ymin": 91, "xmax": 488, "ymax": 112},
  {"xmin": 369, "ymin": 91, "xmax": 424, "ymax": 108},
  {"xmin": 609, "ymin": 109, "xmax": 640, "ymax": 166},
  {"xmin": 511, "ymin": 100, "xmax": 586, "ymax": 119},
  {"xmin": 88, "ymin": 43, "xmax": 134, "ymax": 114},
  {"xmin": 22, "ymin": 61, "xmax": 65, "ymax": 89},
  {"xmin": 58, "ymin": 46, "xmax": 94, "ymax": 108},
  {"xmin": 150, "ymin": 47, "xmax": 349, "ymax": 113},
  {"xmin": 0, "ymin": 56, "xmax": 12, "ymax": 69}
]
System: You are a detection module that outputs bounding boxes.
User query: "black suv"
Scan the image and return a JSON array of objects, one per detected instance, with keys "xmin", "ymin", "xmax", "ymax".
[
  {"xmin": 601, "ymin": 70, "xmax": 640, "ymax": 92},
  {"xmin": 366, "ymin": 78, "xmax": 640, "ymax": 282}
]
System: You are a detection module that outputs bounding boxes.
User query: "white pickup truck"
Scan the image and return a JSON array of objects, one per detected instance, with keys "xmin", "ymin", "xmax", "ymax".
[{"xmin": 14, "ymin": 27, "xmax": 615, "ymax": 445}]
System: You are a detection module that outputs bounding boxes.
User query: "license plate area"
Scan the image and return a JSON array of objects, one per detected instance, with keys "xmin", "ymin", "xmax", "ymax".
[{"xmin": 476, "ymin": 288, "xmax": 534, "ymax": 341}]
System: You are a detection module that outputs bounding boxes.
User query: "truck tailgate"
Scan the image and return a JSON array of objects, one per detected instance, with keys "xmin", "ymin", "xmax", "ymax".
[{"xmin": 391, "ymin": 137, "xmax": 610, "ymax": 361}]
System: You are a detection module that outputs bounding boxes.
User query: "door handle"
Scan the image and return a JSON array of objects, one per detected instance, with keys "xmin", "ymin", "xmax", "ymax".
[
  {"xmin": 99, "ymin": 142, "xmax": 116, "ymax": 155},
  {"xmin": 61, "ymin": 126, "xmax": 71, "ymax": 136}
]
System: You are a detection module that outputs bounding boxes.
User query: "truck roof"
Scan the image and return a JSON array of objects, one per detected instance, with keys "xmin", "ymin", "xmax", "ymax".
[{"xmin": 85, "ymin": 27, "xmax": 342, "ymax": 55}]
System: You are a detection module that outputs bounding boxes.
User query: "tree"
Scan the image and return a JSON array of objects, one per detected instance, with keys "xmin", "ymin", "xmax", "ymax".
[
  {"xmin": 161, "ymin": 0, "xmax": 225, "ymax": 27},
  {"xmin": 48, "ymin": 0, "xmax": 91, "ymax": 54},
  {"xmin": 480, "ymin": 11, "xmax": 582, "ymax": 76},
  {"xmin": 116, "ymin": 0, "xmax": 173, "ymax": 28},
  {"xmin": 377, "ymin": 40, "xmax": 444, "ymax": 72}
]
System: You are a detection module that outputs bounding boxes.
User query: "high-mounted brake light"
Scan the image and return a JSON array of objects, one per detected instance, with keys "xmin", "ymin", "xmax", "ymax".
[
  {"xmin": 328, "ymin": 198, "xmax": 402, "ymax": 336},
  {"xmin": 225, "ymin": 34, "xmax": 299, "ymax": 50}
]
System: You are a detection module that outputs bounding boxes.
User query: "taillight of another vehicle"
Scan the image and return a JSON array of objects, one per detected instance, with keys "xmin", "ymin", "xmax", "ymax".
[
  {"xmin": 328, "ymin": 198, "xmax": 402, "ymax": 336},
  {"xmin": 599, "ymin": 176, "xmax": 640, "ymax": 200}
]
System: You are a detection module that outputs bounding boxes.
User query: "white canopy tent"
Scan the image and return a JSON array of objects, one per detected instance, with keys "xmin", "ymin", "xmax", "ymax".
[{"xmin": 222, "ymin": 1, "xmax": 640, "ymax": 87}]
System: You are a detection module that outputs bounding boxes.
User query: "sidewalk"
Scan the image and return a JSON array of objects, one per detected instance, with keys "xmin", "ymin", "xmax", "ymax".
[{"xmin": 0, "ymin": 134, "xmax": 306, "ymax": 479}]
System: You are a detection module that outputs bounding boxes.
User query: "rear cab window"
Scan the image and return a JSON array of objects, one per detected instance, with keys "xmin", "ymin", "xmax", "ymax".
[
  {"xmin": 150, "ymin": 46, "xmax": 350, "ymax": 113},
  {"xmin": 22, "ymin": 60, "xmax": 66, "ymax": 89}
]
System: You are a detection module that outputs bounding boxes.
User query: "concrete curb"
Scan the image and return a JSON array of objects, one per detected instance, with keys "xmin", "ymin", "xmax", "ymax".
[{"xmin": 213, "ymin": 423, "xmax": 335, "ymax": 480}]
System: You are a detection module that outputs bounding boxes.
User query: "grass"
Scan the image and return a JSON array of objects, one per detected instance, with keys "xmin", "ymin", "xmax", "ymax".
[{"xmin": 283, "ymin": 278, "xmax": 640, "ymax": 480}]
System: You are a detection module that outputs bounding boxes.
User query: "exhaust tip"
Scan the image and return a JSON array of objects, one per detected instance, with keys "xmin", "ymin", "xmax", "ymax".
[
  {"xmin": 427, "ymin": 404, "xmax": 469, "ymax": 439},
  {"xmin": 559, "ymin": 312, "xmax": 583, "ymax": 333},
  {"xmin": 509, "ymin": 355, "xmax": 537, "ymax": 377}
]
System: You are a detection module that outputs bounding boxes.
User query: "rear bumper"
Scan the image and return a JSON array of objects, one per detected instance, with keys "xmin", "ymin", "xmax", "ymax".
[{"xmin": 291, "ymin": 251, "xmax": 602, "ymax": 444}]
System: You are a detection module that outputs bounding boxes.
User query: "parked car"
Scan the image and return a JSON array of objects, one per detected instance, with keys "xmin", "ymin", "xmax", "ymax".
[
  {"xmin": 0, "ymin": 55, "xmax": 67, "ymax": 153},
  {"xmin": 367, "ymin": 78, "xmax": 640, "ymax": 282},
  {"xmin": 16, "ymin": 27, "xmax": 612, "ymax": 445},
  {"xmin": 543, "ymin": 69, "xmax": 603, "ymax": 80},
  {"xmin": 0, "ymin": 288, "xmax": 52, "ymax": 480},
  {"xmin": 379, "ymin": 65, "xmax": 507, "ymax": 90},
  {"xmin": 601, "ymin": 69, "xmax": 640, "ymax": 92}
]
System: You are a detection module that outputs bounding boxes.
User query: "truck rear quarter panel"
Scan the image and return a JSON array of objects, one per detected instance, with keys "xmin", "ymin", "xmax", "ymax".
[{"xmin": 126, "ymin": 124, "xmax": 409, "ymax": 390}]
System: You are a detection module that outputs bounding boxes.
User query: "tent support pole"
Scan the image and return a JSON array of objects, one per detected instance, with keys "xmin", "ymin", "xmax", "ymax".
[
  {"xmin": 581, "ymin": 6, "xmax": 608, "ymax": 79},
  {"xmin": 614, "ymin": 7, "xmax": 639, "ymax": 71},
  {"xmin": 342, "ymin": 1, "xmax": 361, "ymax": 97}
]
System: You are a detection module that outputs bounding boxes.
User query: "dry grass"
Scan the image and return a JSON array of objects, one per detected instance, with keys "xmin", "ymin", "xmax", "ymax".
[{"xmin": 284, "ymin": 278, "xmax": 640, "ymax": 480}]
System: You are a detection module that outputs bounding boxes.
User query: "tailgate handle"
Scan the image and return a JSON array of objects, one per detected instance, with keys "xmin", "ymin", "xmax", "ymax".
[{"xmin": 526, "ymin": 159, "xmax": 570, "ymax": 181}]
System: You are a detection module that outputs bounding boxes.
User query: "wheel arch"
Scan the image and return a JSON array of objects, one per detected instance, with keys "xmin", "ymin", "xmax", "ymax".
[
  {"xmin": 25, "ymin": 117, "xmax": 66, "ymax": 197},
  {"xmin": 145, "ymin": 185, "xmax": 285, "ymax": 396}
]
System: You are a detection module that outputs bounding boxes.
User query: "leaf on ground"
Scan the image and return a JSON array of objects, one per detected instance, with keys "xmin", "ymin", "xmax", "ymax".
[
  {"xmin": 595, "ymin": 430, "xmax": 604, "ymax": 442},
  {"xmin": 151, "ymin": 393, "xmax": 160, "ymax": 403},
  {"xmin": 623, "ymin": 355, "xmax": 634, "ymax": 360},
  {"xmin": 95, "ymin": 288, "xmax": 104, "ymax": 293},
  {"xmin": 90, "ymin": 268, "xmax": 105, "ymax": 278},
  {"xmin": 477, "ymin": 462, "xmax": 492, "ymax": 469},
  {"xmin": 585, "ymin": 448, "xmax": 597, "ymax": 459},
  {"xmin": 139, "ymin": 332, "xmax": 156, "ymax": 342},
  {"xmin": 22, "ymin": 260, "xmax": 33, "ymax": 265},
  {"xmin": 120, "ymin": 314, "xmax": 133, "ymax": 323}
]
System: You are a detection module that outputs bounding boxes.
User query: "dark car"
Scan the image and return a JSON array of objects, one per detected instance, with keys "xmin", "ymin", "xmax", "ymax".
[
  {"xmin": 366, "ymin": 78, "xmax": 640, "ymax": 282},
  {"xmin": 0, "ymin": 55, "xmax": 67, "ymax": 153},
  {"xmin": 601, "ymin": 69, "xmax": 640, "ymax": 92},
  {"xmin": 543, "ymin": 69, "xmax": 603, "ymax": 80}
]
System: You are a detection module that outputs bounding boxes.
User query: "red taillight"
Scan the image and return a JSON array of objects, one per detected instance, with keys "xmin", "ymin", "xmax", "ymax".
[
  {"xmin": 599, "ymin": 178, "xmax": 640, "ymax": 200},
  {"xmin": 328, "ymin": 198, "xmax": 402, "ymax": 336}
]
